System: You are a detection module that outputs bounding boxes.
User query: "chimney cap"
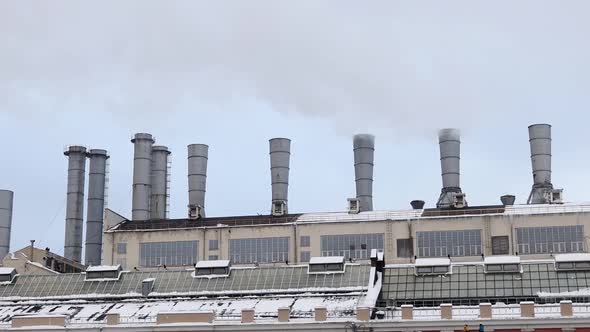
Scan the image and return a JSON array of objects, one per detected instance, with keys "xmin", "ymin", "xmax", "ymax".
[
  {"xmin": 131, "ymin": 133, "xmax": 155, "ymax": 143},
  {"xmin": 410, "ymin": 200, "xmax": 425, "ymax": 210},
  {"xmin": 152, "ymin": 145, "xmax": 171, "ymax": 154},
  {"xmin": 500, "ymin": 195, "xmax": 516, "ymax": 206}
]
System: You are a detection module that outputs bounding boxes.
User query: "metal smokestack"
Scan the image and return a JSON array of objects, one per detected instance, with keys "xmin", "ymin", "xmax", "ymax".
[
  {"xmin": 527, "ymin": 124, "xmax": 561, "ymax": 204},
  {"xmin": 131, "ymin": 133, "xmax": 154, "ymax": 221},
  {"xmin": 269, "ymin": 138, "xmax": 291, "ymax": 215},
  {"xmin": 187, "ymin": 144, "xmax": 208, "ymax": 218},
  {"xmin": 436, "ymin": 129, "xmax": 467, "ymax": 208},
  {"xmin": 85, "ymin": 149, "xmax": 109, "ymax": 266},
  {"xmin": 63, "ymin": 145, "xmax": 87, "ymax": 262},
  {"xmin": 353, "ymin": 134, "xmax": 375, "ymax": 212},
  {"xmin": 0, "ymin": 190, "xmax": 14, "ymax": 260},
  {"xmin": 150, "ymin": 146, "xmax": 171, "ymax": 220}
]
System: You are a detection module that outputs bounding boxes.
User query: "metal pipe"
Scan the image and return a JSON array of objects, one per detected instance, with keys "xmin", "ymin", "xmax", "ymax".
[
  {"xmin": 437, "ymin": 129, "xmax": 465, "ymax": 208},
  {"xmin": 269, "ymin": 138, "xmax": 291, "ymax": 213},
  {"xmin": 131, "ymin": 133, "xmax": 155, "ymax": 221},
  {"xmin": 353, "ymin": 134, "xmax": 375, "ymax": 212},
  {"xmin": 0, "ymin": 190, "xmax": 14, "ymax": 260},
  {"xmin": 187, "ymin": 144, "xmax": 209, "ymax": 217},
  {"xmin": 63, "ymin": 145, "xmax": 87, "ymax": 262},
  {"xmin": 84, "ymin": 149, "xmax": 109, "ymax": 266},
  {"xmin": 150, "ymin": 146, "xmax": 171, "ymax": 220},
  {"xmin": 527, "ymin": 124, "xmax": 554, "ymax": 204}
]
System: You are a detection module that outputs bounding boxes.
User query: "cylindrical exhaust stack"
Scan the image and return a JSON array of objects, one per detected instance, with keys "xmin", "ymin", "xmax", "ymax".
[
  {"xmin": 63, "ymin": 145, "xmax": 87, "ymax": 262},
  {"xmin": 436, "ymin": 129, "xmax": 467, "ymax": 209},
  {"xmin": 527, "ymin": 124, "xmax": 562, "ymax": 204},
  {"xmin": 501, "ymin": 195, "xmax": 516, "ymax": 206},
  {"xmin": 269, "ymin": 138, "xmax": 291, "ymax": 215},
  {"xmin": 85, "ymin": 149, "xmax": 109, "ymax": 266},
  {"xmin": 131, "ymin": 133, "xmax": 154, "ymax": 221},
  {"xmin": 150, "ymin": 146, "xmax": 171, "ymax": 220},
  {"xmin": 410, "ymin": 200, "xmax": 425, "ymax": 210},
  {"xmin": 353, "ymin": 134, "xmax": 375, "ymax": 212},
  {"xmin": 0, "ymin": 190, "xmax": 14, "ymax": 260},
  {"xmin": 187, "ymin": 144, "xmax": 208, "ymax": 218}
]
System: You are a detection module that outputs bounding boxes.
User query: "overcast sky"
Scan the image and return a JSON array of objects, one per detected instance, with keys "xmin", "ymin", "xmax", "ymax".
[{"xmin": 1, "ymin": 1, "xmax": 589, "ymax": 258}]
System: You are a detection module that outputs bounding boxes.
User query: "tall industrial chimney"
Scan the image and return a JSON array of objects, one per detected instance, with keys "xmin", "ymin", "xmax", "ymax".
[
  {"xmin": 0, "ymin": 190, "xmax": 14, "ymax": 260},
  {"xmin": 131, "ymin": 133, "xmax": 154, "ymax": 220},
  {"xmin": 527, "ymin": 124, "xmax": 562, "ymax": 204},
  {"xmin": 269, "ymin": 138, "xmax": 291, "ymax": 215},
  {"xmin": 150, "ymin": 146, "xmax": 171, "ymax": 220},
  {"xmin": 187, "ymin": 144, "xmax": 208, "ymax": 218},
  {"xmin": 353, "ymin": 134, "xmax": 375, "ymax": 212},
  {"xmin": 436, "ymin": 129, "xmax": 467, "ymax": 209},
  {"xmin": 63, "ymin": 145, "xmax": 87, "ymax": 262},
  {"xmin": 84, "ymin": 149, "xmax": 109, "ymax": 266}
]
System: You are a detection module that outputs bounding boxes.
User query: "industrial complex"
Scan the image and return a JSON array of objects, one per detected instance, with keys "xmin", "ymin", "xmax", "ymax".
[{"xmin": 0, "ymin": 123, "xmax": 590, "ymax": 330}]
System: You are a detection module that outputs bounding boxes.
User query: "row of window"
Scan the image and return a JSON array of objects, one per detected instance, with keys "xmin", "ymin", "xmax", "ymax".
[{"xmin": 123, "ymin": 225, "xmax": 586, "ymax": 267}]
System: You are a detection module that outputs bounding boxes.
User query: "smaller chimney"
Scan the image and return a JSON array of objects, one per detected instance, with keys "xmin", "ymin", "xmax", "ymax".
[
  {"xmin": 188, "ymin": 144, "xmax": 208, "ymax": 218},
  {"xmin": 436, "ymin": 129, "xmax": 467, "ymax": 209},
  {"xmin": 410, "ymin": 200, "xmax": 425, "ymax": 210},
  {"xmin": 353, "ymin": 134, "xmax": 375, "ymax": 212},
  {"xmin": 0, "ymin": 190, "xmax": 14, "ymax": 260},
  {"xmin": 131, "ymin": 133, "xmax": 155, "ymax": 221},
  {"xmin": 500, "ymin": 195, "xmax": 516, "ymax": 206},
  {"xmin": 527, "ymin": 124, "xmax": 562, "ymax": 204},
  {"xmin": 150, "ymin": 145, "xmax": 171, "ymax": 220},
  {"xmin": 269, "ymin": 138, "xmax": 291, "ymax": 215}
]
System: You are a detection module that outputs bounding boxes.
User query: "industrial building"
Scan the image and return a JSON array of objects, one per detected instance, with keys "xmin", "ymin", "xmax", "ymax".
[{"xmin": 1, "ymin": 123, "xmax": 590, "ymax": 330}]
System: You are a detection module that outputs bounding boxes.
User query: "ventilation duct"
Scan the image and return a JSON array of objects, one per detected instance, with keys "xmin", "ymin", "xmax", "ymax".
[
  {"xmin": 131, "ymin": 133, "xmax": 154, "ymax": 221},
  {"xmin": 187, "ymin": 144, "xmax": 208, "ymax": 218},
  {"xmin": 150, "ymin": 146, "xmax": 171, "ymax": 220},
  {"xmin": 436, "ymin": 129, "xmax": 467, "ymax": 209},
  {"xmin": 353, "ymin": 134, "xmax": 375, "ymax": 212},
  {"xmin": 500, "ymin": 195, "xmax": 516, "ymax": 206},
  {"xmin": 63, "ymin": 145, "xmax": 87, "ymax": 262},
  {"xmin": 84, "ymin": 149, "xmax": 109, "ymax": 266},
  {"xmin": 0, "ymin": 190, "xmax": 14, "ymax": 260},
  {"xmin": 410, "ymin": 200, "xmax": 425, "ymax": 210},
  {"xmin": 269, "ymin": 138, "xmax": 291, "ymax": 215},
  {"xmin": 527, "ymin": 124, "xmax": 562, "ymax": 204}
]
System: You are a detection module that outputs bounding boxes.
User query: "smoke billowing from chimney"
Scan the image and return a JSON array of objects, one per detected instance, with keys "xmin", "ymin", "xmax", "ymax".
[{"xmin": 353, "ymin": 134, "xmax": 375, "ymax": 212}]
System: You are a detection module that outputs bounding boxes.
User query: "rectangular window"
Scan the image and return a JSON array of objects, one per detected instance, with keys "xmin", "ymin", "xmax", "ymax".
[
  {"xmin": 209, "ymin": 239, "xmax": 219, "ymax": 251},
  {"xmin": 320, "ymin": 233, "xmax": 384, "ymax": 260},
  {"xmin": 491, "ymin": 236, "xmax": 510, "ymax": 255},
  {"xmin": 300, "ymin": 251, "xmax": 311, "ymax": 263},
  {"xmin": 116, "ymin": 243, "xmax": 127, "ymax": 255},
  {"xmin": 229, "ymin": 237, "xmax": 289, "ymax": 264},
  {"xmin": 516, "ymin": 225, "xmax": 584, "ymax": 255},
  {"xmin": 139, "ymin": 241, "xmax": 199, "ymax": 267},
  {"xmin": 300, "ymin": 236, "xmax": 311, "ymax": 248},
  {"xmin": 397, "ymin": 239, "xmax": 413, "ymax": 258},
  {"xmin": 416, "ymin": 230, "xmax": 482, "ymax": 257},
  {"xmin": 208, "ymin": 255, "xmax": 219, "ymax": 260}
]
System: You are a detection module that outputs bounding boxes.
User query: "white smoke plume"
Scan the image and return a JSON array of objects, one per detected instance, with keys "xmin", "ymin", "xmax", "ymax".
[{"xmin": 1, "ymin": 1, "xmax": 589, "ymax": 136}]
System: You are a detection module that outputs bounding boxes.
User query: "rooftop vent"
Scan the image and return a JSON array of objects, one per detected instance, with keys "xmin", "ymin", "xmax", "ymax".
[
  {"xmin": 194, "ymin": 260, "xmax": 231, "ymax": 277},
  {"xmin": 142, "ymin": 278, "xmax": 155, "ymax": 296},
  {"xmin": 85, "ymin": 265, "xmax": 123, "ymax": 281},
  {"xmin": 0, "ymin": 267, "xmax": 17, "ymax": 283},
  {"xmin": 484, "ymin": 256, "xmax": 521, "ymax": 273},
  {"xmin": 414, "ymin": 258, "xmax": 451, "ymax": 276},
  {"xmin": 410, "ymin": 200, "xmax": 425, "ymax": 210},
  {"xmin": 555, "ymin": 253, "xmax": 590, "ymax": 271},
  {"xmin": 500, "ymin": 195, "xmax": 516, "ymax": 206},
  {"xmin": 308, "ymin": 256, "xmax": 345, "ymax": 274},
  {"xmin": 347, "ymin": 198, "xmax": 360, "ymax": 214}
]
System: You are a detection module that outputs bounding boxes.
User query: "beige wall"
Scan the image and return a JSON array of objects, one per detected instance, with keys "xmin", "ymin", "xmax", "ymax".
[{"xmin": 104, "ymin": 211, "xmax": 590, "ymax": 269}]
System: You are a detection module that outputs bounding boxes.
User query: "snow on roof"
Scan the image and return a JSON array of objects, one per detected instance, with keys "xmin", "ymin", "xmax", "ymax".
[
  {"xmin": 505, "ymin": 203, "xmax": 590, "ymax": 215},
  {"xmin": 484, "ymin": 256, "xmax": 520, "ymax": 265},
  {"xmin": 415, "ymin": 258, "xmax": 450, "ymax": 267},
  {"xmin": 297, "ymin": 209, "xmax": 422, "ymax": 223},
  {"xmin": 309, "ymin": 256, "xmax": 345, "ymax": 264},
  {"xmin": 0, "ymin": 267, "xmax": 15, "ymax": 275},
  {"xmin": 86, "ymin": 265, "xmax": 121, "ymax": 272},
  {"xmin": 195, "ymin": 260, "xmax": 230, "ymax": 268},
  {"xmin": 555, "ymin": 253, "xmax": 590, "ymax": 262}
]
